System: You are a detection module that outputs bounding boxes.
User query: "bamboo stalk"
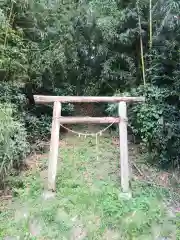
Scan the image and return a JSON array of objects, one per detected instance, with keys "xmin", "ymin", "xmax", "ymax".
[
  {"xmin": 137, "ymin": 0, "xmax": 146, "ymax": 85},
  {"xmin": 4, "ymin": 0, "xmax": 14, "ymax": 48},
  {"xmin": 149, "ymin": 0, "xmax": 152, "ymax": 49}
]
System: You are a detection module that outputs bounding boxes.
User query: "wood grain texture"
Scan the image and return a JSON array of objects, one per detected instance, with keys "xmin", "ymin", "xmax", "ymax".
[
  {"xmin": 48, "ymin": 101, "xmax": 61, "ymax": 191},
  {"xmin": 55, "ymin": 117, "xmax": 121, "ymax": 124},
  {"xmin": 34, "ymin": 95, "xmax": 145, "ymax": 103},
  {"xmin": 119, "ymin": 102, "xmax": 130, "ymax": 193}
]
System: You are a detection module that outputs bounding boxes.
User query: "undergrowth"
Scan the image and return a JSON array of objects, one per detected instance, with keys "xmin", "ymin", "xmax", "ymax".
[
  {"xmin": 0, "ymin": 103, "xmax": 29, "ymax": 184},
  {"xmin": 0, "ymin": 129, "xmax": 179, "ymax": 239}
]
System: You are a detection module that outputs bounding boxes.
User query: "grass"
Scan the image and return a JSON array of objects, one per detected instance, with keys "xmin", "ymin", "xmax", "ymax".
[{"xmin": 0, "ymin": 127, "xmax": 179, "ymax": 239}]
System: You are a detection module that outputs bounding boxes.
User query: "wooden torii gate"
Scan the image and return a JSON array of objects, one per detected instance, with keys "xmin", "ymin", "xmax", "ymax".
[{"xmin": 34, "ymin": 95, "xmax": 145, "ymax": 195}]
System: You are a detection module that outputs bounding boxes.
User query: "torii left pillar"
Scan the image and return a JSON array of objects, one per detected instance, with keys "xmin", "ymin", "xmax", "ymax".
[{"xmin": 48, "ymin": 101, "xmax": 61, "ymax": 191}]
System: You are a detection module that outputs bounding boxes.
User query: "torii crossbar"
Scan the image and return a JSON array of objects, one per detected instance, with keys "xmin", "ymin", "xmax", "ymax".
[{"xmin": 34, "ymin": 95, "xmax": 145, "ymax": 195}]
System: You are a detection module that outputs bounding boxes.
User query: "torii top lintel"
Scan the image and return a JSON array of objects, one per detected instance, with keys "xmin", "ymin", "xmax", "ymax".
[{"xmin": 33, "ymin": 95, "xmax": 145, "ymax": 104}]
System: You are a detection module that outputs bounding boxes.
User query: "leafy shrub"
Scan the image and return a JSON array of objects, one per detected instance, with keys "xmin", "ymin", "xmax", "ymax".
[
  {"xmin": 24, "ymin": 102, "xmax": 74, "ymax": 145},
  {"xmin": 0, "ymin": 83, "xmax": 27, "ymax": 112},
  {"xmin": 106, "ymin": 84, "xmax": 180, "ymax": 168},
  {"xmin": 24, "ymin": 113, "xmax": 52, "ymax": 144},
  {"xmin": 0, "ymin": 82, "xmax": 75, "ymax": 146},
  {"xmin": 0, "ymin": 103, "xmax": 29, "ymax": 182}
]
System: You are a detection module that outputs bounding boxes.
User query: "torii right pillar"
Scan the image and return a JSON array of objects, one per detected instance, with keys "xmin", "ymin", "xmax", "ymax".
[{"xmin": 119, "ymin": 102, "xmax": 131, "ymax": 198}]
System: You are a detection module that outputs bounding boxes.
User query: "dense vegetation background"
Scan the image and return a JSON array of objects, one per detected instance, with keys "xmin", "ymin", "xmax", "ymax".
[{"xmin": 0, "ymin": 0, "xmax": 180, "ymax": 182}]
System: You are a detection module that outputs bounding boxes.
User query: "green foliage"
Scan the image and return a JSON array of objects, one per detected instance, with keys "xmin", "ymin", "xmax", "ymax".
[
  {"xmin": 0, "ymin": 3, "xmax": 28, "ymax": 83},
  {"xmin": 176, "ymin": 213, "xmax": 180, "ymax": 239},
  {"xmin": 107, "ymin": 84, "xmax": 180, "ymax": 168},
  {"xmin": 0, "ymin": 83, "xmax": 27, "ymax": 111},
  {"xmin": 0, "ymin": 83, "xmax": 74, "ymax": 146},
  {"xmin": 105, "ymin": 0, "xmax": 180, "ymax": 167},
  {"xmin": 128, "ymin": 86, "xmax": 175, "ymax": 167},
  {"xmin": 0, "ymin": 103, "xmax": 29, "ymax": 182}
]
